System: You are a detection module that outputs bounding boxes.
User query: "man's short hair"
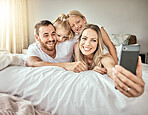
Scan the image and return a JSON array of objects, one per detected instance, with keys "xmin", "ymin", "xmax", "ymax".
[{"xmin": 34, "ymin": 20, "xmax": 55, "ymax": 36}]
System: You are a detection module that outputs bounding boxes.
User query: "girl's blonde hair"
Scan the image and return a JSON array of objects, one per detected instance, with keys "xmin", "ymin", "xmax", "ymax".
[
  {"xmin": 53, "ymin": 13, "xmax": 75, "ymax": 41},
  {"xmin": 77, "ymin": 24, "xmax": 105, "ymax": 70},
  {"xmin": 67, "ymin": 10, "xmax": 86, "ymax": 20}
]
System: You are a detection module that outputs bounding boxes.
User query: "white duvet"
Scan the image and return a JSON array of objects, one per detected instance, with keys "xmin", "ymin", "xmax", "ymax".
[{"xmin": 0, "ymin": 54, "xmax": 148, "ymax": 115}]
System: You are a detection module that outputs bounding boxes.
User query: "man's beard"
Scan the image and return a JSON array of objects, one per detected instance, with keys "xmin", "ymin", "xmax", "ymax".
[{"xmin": 40, "ymin": 40, "xmax": 56, "ymax": 51}]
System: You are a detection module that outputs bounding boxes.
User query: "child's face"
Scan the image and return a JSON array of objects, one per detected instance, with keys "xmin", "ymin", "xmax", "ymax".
[
  {"xmin": 79, "ymin": 28, "xmax": 98, "ymax": 56},
  {"xmin": 56, "ymin": 27, "xmax": 69, "ymax": 43},
  {"xmin": 68, "ymin": 16, "xmax": 86, "ymax": 34}
]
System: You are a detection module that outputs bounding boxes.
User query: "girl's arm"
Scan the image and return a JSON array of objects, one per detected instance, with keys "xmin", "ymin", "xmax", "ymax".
[
  {"xmin": 93, "ymin": 66, "xmax": 107, "ymax": 74},
  {"xmin": 101, "ymin": 27, "xmax": 118, "ymax": 64},
  {"xmin": 74, "ymin": 42, "xmax": 79, "ymax": 61}
]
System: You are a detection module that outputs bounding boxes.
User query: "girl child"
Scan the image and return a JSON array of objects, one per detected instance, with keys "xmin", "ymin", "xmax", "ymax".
[
  {"xmin": 53, "ymin": 14, "xmax": 76, "ymax": 62},
  {"xmin": 67, "ymin": 10, "xmax": 118, "ymax": 65}
]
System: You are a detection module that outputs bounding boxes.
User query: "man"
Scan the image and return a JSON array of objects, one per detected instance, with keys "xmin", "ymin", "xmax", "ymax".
[{"xmin": 26, "ymin": 20, "xmax": 87, "ymax": 72}]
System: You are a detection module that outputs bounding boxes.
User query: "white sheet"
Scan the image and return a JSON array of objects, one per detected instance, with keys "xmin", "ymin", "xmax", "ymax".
[{"xmin": 0, "ymin": 64, "xmax": 148, "ymax": 115}]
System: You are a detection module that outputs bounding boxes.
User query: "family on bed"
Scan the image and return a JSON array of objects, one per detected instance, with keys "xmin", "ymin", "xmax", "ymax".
[{"xmin": 26, "ymin": 10, "xmax": 145, "ymax": 98}]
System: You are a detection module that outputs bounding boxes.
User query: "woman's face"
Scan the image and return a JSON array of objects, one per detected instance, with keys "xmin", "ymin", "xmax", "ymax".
[
  {"xmin": 68, "ymin": 16, "xmax": 86, "ymax": 34},
  {"xmin": 79, "ymin": 28, "xmax": 98, "ymax": 56},
  {"xmin": 56, "ymin": 27, "xmax": 69, "ymax": 43}
]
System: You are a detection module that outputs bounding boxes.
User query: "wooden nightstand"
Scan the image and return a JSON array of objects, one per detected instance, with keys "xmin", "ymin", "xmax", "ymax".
[
  {"xmin": 139, "ymin": 53, "xmax": 146, "ymax": 63},
  {"xmin": 146, "ymin": 53, "xmax": 148, "ymax": 64}
]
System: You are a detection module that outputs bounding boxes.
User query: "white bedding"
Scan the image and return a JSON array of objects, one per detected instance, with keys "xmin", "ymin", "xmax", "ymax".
[{"xmin": 0, "ymin": 54, "xmax": 148, "ymax": 115}]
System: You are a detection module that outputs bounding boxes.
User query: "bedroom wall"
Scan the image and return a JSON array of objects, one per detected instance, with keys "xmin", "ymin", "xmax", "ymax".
[{"xmin": 27, "ymin": 0, "xmax": 148, "ymax": 53}]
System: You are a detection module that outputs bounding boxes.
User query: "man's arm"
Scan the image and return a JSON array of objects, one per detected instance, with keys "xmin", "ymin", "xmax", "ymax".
[{"xmin": 26, "ymin": 56, "xmax": 87, "ymax": 73}]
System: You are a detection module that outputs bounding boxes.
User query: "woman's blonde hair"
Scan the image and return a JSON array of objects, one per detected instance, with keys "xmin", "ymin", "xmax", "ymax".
[
  {"xmin": 53, "ymin": 13, "xmax": 75, "ymax": 40},
  {"xmin": 77, "ymin": 24, "xmax": 105, "ymax": 70}
]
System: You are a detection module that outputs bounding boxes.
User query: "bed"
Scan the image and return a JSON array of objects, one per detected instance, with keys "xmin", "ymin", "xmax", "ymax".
[{"xmin": 0, "ymin": 34, "xmax": 148, "ymax": 115}]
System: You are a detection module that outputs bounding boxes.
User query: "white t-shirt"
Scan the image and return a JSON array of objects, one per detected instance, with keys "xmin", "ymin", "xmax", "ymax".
[
  {"xmin": 27, "ymin": 38, "xmax": 76, "ymax": 63},
  {"xmin": 56, "ymin": 38, "xmax": 77, "ymax": 62}
]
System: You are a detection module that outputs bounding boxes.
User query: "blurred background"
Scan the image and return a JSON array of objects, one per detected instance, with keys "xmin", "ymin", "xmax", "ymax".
[{"xmin": 0, "ymin": 0, "xmax": 148, "ymax": 54}]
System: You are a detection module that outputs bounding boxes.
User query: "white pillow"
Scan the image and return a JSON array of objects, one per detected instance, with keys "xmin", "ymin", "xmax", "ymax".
[
  {"xmin": 0, "ymin": 49, "xmax": 10, "ymax": 54},
  {"xmin": 109, "ymin": 34, "xmax": 131, "ymax": 46},
  {"xmin": 0, "ymin": 54, "xmax": 26, "ymax": 70},
  {"xmin": 0, "ymin": 54, "xmax": 12, "ymax": 70},
  {"xmin": 11, "ymin": 54, "xmax": 26, "ymax": 66}
]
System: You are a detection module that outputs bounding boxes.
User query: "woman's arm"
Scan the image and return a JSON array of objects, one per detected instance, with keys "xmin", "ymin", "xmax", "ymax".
[
  {"xmin": 101, "ymin": 55, "xmax": 115, "ymax": 79},
  {"xmin": 101, "ymin": 27, "xmax": 118, "ymax": 64}
]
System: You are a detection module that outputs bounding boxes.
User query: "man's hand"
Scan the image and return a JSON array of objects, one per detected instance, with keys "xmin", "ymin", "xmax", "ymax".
[
  {"xmin": 64, "ymin": 61, "xmax": 88, "ymax": 73},
  {"xmin": 93, "ymin": 66, "xmax": 107, "ymax": 74}
]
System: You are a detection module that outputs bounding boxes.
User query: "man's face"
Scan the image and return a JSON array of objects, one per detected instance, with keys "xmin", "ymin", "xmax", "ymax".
[{"xmin": 38, "ymin": 25, "xmax": 57, "ymax": 51}]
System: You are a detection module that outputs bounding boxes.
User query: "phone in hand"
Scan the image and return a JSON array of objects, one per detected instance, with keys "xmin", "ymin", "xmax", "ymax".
[{"xmin": 118, "ymin": 44, "xmax": 140, "ymax": 75}]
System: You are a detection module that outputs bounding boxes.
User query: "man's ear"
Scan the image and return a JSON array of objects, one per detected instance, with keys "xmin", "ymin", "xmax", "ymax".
[{"xmin": 35, "ymin": 34, "xmax": 40, "ymax": 41}]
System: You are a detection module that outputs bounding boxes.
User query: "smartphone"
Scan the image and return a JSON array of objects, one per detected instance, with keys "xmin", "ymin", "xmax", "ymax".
[{"xmin": 118, "ymin": 44, "xmax": 140, "ymax": 75}]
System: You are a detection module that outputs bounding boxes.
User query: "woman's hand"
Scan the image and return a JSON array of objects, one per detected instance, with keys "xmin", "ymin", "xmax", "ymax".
[
  {"xmin": 93, "ymin": 66, "xmax": 107, "ymax": 75},
  {"xmin": 112, "ymin": 57, "xmax": 145, "ymax": 97}
]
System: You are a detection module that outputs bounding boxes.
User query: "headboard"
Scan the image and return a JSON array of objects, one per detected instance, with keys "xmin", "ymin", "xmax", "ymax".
[
  {"xmin": 109, "ymin": 34, "xmax": 137, "ymax": 46},
  {"xmin": 128, "ymin": 35, "xmax": 137, "ymax": 44}
]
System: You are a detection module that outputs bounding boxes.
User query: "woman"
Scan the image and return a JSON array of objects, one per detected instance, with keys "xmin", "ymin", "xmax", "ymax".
[
  {"xmin": 76, "ymin": 24, "xmax": 115, "ymax": 79},
  {"xmin": 76, "ymin": 24, "xmax": 145, "ymax": 97},
  {"xmin": 67, "ymin": 10, "xmax": 118, "ymax": 65}
]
